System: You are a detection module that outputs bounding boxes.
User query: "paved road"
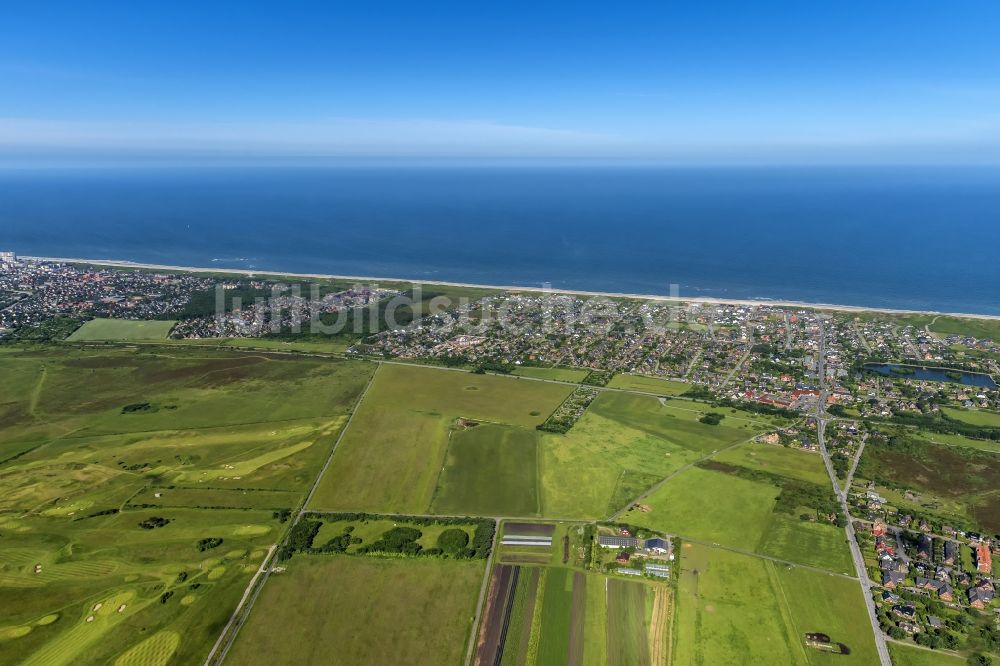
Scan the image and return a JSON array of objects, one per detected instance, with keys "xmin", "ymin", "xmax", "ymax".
[{"xmin": 814, "ymin": 322, "xmax": 891, "ymax": 666}]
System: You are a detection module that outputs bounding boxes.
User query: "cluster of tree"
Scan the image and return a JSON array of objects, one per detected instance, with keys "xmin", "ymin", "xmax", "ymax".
[
  {"xmin": 121, "ymin": 402, "xmax": 153, "ymax": 414},
  {"xmin": 74, "ymin": 507, "xmax": 119, "ymax": 521},
  {"xmin": 315, "ymin": 525, "xmax": 363, "ymax": 553},
  {"xmin": 473, "ymin": 361, "xmax": 513, "ymax": 374},
  {"xmin": 272, "ymin": 509, "xmax": 292, "ymax": 523},
  {"xmin": 196, "ymin": 537, "xmax": 223, "ymax": 552},
  {"xmin": 582, "ymin": 370, "xmax": 612, "ymax": 386},
  {"xmin": 358, "ymin": 526, "xmax": 424, "ymax": 555},
  {"xmin": 138, "ymin": 516, "xmax": 171, "ymax": 530},
  {"xmin": 278, "ymin": 518, "xmax": 322, "ymax": 561},
  {"xmin": 301, "ymin": 513, "xmax": 495, "ymax": 560},
  {"xmin": 699, "ymin": 412, "xmax": 725, "ymax": 425}
]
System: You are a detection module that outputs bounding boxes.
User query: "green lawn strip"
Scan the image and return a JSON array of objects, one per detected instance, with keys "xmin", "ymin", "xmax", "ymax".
[
  {"xmin": 713, "ymin": 442, "xmax": 830, "ymax": 486},
  {"xmin": 607, "ymin": 374, "xmax": 691, "ymax": 395},
  {"xmin": 887, "ymin": 641, "xmax": 966, "ymax": 666},
  {"xmin": 537, "ymin": 567, "xmax": 575, "ymax": 664},
  {"xmin": 512, "ymin": 366, "xmax": 590, "ymax": 382},
  {"xmin": 67, "ymin": 319, "xmax": 177, "ymax": 342}
]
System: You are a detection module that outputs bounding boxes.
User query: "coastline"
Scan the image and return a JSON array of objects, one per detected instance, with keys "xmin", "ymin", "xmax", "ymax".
[{"xmin": 24, "ymin": 255, "xmax": 1000, "ymax": 322}]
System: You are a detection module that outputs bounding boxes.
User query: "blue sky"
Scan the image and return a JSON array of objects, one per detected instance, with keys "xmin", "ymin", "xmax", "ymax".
[{"xmin": 2, "ymin": 1, "xmax": 999, "ymax": 164}]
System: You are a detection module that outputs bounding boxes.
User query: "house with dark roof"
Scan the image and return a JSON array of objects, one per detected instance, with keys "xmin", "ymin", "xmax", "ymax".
[
  {"xmin": 644, "ymin": 537, "xmax": 669, "ymax": 554},
  {"xmin": 598, "ymin": 535, "xmax": 639, "ymax": 549},
  {"xmin": 882, "ymin": 571, "xmax": 906, "ymax": 589},
  {"xmin": 916, "ymin": 534, "xmax": 933, "ymax": 560},
  {"xmin": 943, "ymin": 540, "xmax": 959, "ymax": 565},
  {"xmin": 969, "ymin": 586, "xmax": 993, "ymax": 609},
  {"xmin": 915, "ymin": 577, "xmax": 954, "ymax": 602}
]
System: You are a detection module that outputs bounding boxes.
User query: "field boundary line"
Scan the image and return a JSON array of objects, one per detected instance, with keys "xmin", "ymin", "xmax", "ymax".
[
  {"xmin": 203, "ymin": 544, "xmax": 277, "ymax": 666},
  {"xmin": 204, "ymin": 362, "xmax": 381, "ymax": 665},
  {"xmin": 464, "ymin": 518, "xmax": 500, "ymax": 666}
]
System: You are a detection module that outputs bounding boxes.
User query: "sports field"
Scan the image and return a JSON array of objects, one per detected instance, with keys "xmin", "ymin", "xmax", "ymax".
[
  {"xmin": 672, "ymin": 543, "xmax": 878, "ymax": 665},
  {"xmin": 228, "ymin": 555, "xmax": 484, "ymax": 665},
  {"xmin": 309, "ymin": 363, "xmax": 572, "ymax": 513},
  {"xmin": 0, "ymin": 347, "xmax": 373, "ymax": 664},
  {"xmin": 67, "ymin": 318, "xmax": 177, "ymax": 341}
]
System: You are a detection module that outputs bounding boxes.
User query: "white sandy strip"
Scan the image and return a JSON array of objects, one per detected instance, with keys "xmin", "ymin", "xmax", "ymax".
[{"xmin": 24, "ymin": 255, "xmax": 1000, "ymax": 321}]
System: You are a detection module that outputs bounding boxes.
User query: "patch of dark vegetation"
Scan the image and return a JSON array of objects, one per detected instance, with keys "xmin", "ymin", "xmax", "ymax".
[
  {"xmin": 272, "ymin": 508, "xmax": 292, "ymax": 523},
  {"xmin": 196, "ymin": 537, "xmax": 224, "ymax": 552},
  {"xmin": 278, "ymin": 518, "xmax": 323, "ymax": 561},
  {"xmin": 284, "ymin": 512, "xmax": 495, "ymax": 561},
  {"xmin": 159, "ymin": 590, "xmax": 174, "ymax": 604},
  {"xmin": 866, "ymin": 408, "xmax": 1000, "ymax": 442},
  {"xmin": 73, "ymin": 507, "xmax": 120, "ymax": 521},
  {"xmin": 121, "ymin": 402, "xmax": 153, "ymax": 414},
  {"xmin": 582, "ymin": 370, "xmax": 613, "ymax": 386},
  {"xmin": 138, "ymin": 516, "xmax": 171, "ymax": 530},
  {"xmin": 858, "ymin": 430, "xmax": 1000, "ymax": 532},
  {"xmin": 699, "ymin": 411, "xmax": 725, "ymax": 425},
  {"xmin": 1, "ymin": 316, "xmax": 83, "ymax": 343},
  {"xmin": 473, "ymin": 361, "xmax": 513, "ymax": 374},
  {"xmin": 437, "ymin": 528, "xmax": 470, "ymax": 555}
]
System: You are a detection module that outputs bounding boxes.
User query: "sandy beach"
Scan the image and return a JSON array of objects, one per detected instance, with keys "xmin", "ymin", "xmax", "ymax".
[{"xmin": 24, "ymin": 255, "xmax": 1000, "ymax": 322}]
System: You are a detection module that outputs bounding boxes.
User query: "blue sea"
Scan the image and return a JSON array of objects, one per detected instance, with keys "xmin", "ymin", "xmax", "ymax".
[{"xmin": 0, "ymin": 166, "xmax": 998, "ymax": 315}]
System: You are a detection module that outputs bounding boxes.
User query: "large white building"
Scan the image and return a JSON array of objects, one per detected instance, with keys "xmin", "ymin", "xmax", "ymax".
[{"xmin": 0, "ymin": 252, "xmax": 17, "ymax": 267}]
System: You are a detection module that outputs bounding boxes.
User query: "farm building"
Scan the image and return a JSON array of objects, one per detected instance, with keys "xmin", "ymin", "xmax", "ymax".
[
  {"xmin": 644, "ymin": 537, "xmax": 669, "ymax": 554},
  {"xmin": 599, "ymin": 535, "xmax": 639, "ymax": 549}
]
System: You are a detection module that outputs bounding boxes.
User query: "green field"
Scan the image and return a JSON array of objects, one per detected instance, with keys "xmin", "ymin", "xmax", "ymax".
[
  {"xmin": 627, "ymin": 465, "xmax": 780, "ymax": 545},
  {"xmin": 227, "ymin": 555, "xmax": 484, "ymax": 665},
  {"xmin": 606, "ymin": 578, "xmax": 651, "ymax": 666},
  {"xmin": 67, "ymin": 318, "xmax": 177, "ymax": 341},
  {"xmin": 607, "ymin": 374, "xmax": 692, "ymax": 395},
  {"xmin": 0, "ymin": 347, "xmax": 373, "ymax": 664},
  {"xmin": 713, "ymin": 442, "xmax": 831, "ymax": 486},
  {"xmin": 539, "ymin": 409, "xmax": 702, "ymax": 519},
  {"xmin": 673, "ymin": 543, "xmax": 877, "ymax": 665},
  {"xmin": 432, "ymin": 423, "xmax": 540, "ymax": 516},
  {"xmin": 625, "ymin": 464, "xmax": 852, "ymax": 572},
  {"xmin": 309, "ymin": 363, "xmax": 572, "ymax": 513},
  {"xmin": 590, "ymin": 392, "xmax": 779, "ymax": 453},
  {"xmin": 888, "ymin": 642, "xmax": 966, "ymax": 665},
  {"xmin": 512, "ymin": 366, "xmax": 589, "ymax": 382},
  {"xmin": 941, "ymin": 406, "xmax": 1000, "ymax": 428}
]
